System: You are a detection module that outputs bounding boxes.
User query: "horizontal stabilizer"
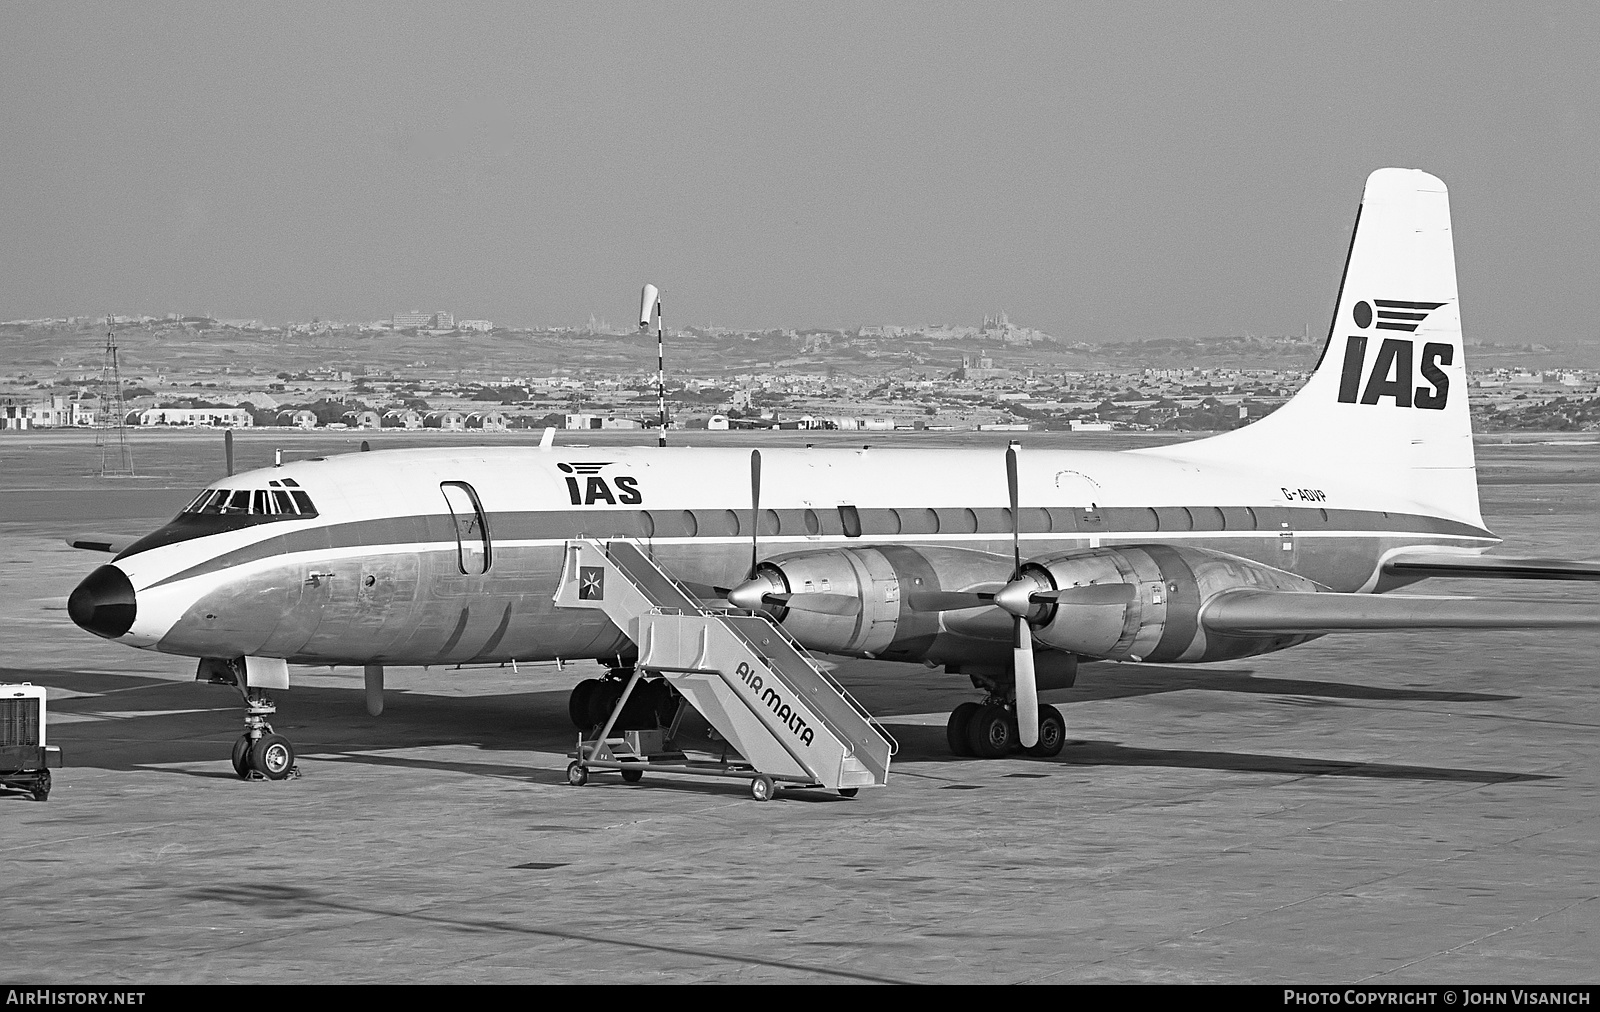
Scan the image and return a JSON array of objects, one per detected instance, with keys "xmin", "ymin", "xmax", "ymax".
[
  {"xmin": 1203, "ymin": 589, "xmax": 1599, "ymax": 635},
  {"xmin": 1384, "ymin": 553, "xmax": 1600, "ymax": 582},
  {"xmin": 65, "ymin": 534, "xmax": 135, "ymax": 554}
]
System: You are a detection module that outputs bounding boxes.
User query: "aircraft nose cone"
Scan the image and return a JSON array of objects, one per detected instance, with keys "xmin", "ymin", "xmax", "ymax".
[{"xmin": 68, "ymin": 564, "xmax": 137, "ymax": 639}]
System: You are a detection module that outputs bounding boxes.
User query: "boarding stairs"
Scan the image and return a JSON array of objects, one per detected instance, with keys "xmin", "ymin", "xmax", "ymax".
[{"xmin": 553, "ymin": 539, "xmax": 894, "ymax": 794}]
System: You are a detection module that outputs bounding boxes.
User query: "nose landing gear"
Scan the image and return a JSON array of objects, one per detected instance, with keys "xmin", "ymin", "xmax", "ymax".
[{"xmin": 204, "ymin": 658, "xmax": 301, "ymax": 782}]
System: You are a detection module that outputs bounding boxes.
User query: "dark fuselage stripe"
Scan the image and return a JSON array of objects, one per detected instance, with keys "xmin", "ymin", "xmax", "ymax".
[{"xmin": 142, "ymin": 503, "xmax": 1495, "ymax": 591}]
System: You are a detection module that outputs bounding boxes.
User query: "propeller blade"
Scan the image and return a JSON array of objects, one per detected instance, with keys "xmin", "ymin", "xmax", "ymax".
[
  {"xmin": 1033, "ymin": 583, "xmax": 1138, "ymax": 606},
  {"xmin": 905, "ymin": 590, "xmax": 997, "ymax": 613},
  {"xmin": 1006, "ymin": 443, "xmax": 1021, "ymax": 575},
  {"xmin": 765, "ymin": 592, "xmax": 862, "ymax": 617},
  {"xmin": 1014, "ymin": 616, "xmax": 1038, "ymax": 748},
  {"xmin": 680, "ymin": 581, "xmax": 734, "ymax": 601},
  {"xmin": 749, "ymin": 449, "xmax": 762, "ymax": 581}
]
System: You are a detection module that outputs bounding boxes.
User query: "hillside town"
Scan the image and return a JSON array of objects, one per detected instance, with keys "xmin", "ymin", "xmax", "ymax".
[{"xmin": 2, "ymin": 313, "xmax": 1597, "ymax": 435}]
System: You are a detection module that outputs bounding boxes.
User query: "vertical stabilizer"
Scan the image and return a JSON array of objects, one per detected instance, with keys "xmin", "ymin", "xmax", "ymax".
[{"xmin": 1148, "ymin": 168, "xmax": 1481, "ymax": 527}]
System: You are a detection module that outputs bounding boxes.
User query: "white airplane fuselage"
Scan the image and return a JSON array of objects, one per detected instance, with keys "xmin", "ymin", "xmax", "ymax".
[{"xmin": 77, "ymin": 440, "xmax": 1495, "ymax": 672}]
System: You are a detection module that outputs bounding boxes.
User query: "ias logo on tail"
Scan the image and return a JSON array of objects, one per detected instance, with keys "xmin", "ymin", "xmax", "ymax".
[{"xmin": 1337, "ymin": 298, "xmax": 1453, "ymax": 410}]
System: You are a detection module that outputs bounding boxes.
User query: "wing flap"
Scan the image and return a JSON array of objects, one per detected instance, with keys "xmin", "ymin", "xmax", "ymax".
[
  {"xmin": 1203, "ymin": 589, "xmax": 1599, "ymax": 635},
  {"xmin": 1384, "ymin": 552, "xmax": 1600, "ymax": 582}
]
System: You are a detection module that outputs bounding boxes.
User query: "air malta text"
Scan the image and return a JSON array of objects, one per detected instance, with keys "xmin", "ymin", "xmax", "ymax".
[{"xmin": 1336, "ymin": 335, "xmax": 1451, "ymax": 410}]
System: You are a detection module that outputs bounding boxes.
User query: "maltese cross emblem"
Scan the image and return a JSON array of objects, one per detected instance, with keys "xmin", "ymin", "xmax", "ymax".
[{"xmin": 578, "ymin": 566, "xmax": 604, "ymax": 601}]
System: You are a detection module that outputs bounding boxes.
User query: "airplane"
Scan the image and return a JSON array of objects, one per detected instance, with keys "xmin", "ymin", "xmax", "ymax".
[{"xmin": 65, "ymin": 167, "xmax": 1600, "ymax": 786}]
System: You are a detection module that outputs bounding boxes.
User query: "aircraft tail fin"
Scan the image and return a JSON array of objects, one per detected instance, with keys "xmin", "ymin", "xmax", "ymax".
[{"xmin": 1146, "ymin": 168, "xmax": 1481, "ymax": 528}]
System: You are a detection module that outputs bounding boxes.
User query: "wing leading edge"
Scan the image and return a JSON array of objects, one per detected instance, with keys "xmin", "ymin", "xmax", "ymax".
[{"xmin": 1202, "ymin": 590, "xmax": 1599, "ymax": 635}]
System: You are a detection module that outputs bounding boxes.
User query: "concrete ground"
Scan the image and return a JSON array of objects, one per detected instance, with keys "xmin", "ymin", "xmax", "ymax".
[{"xmin": 2, "ymin": 433, "xmax": 1597, "ymax": 983}]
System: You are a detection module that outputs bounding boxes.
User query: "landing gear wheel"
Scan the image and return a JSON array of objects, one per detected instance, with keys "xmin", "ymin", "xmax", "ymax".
[
  {"xmin": 566, "ymin": 761, "xmax": 589, "ymax": 786},
  {"xmin": 1024, "ymin": 705, "xmax": 1067, "ymax": 758},
  {"xmin": 620, "ymin": 767, "xmax": 643, "ymax": 783},
  {"xmin": 947, "ymin": 701, "xmax": 981, "ymax": 757},
  {"xmin": 231, "ymin": 734, "xmax": 254, "ymax": 779},
  {"xmin": 568, "ymin": 679, "xmax": 600, "ymax": 729},
  {"xmin": 250, "ymin": 734, "xmax": 295, "ymax": 781},
  {"xmin": 750, "ymin": 775, "xmax": 776, "ymax": 802},
  {"xmin": 837, "ymin": 787, "xmax": 859, "ymax": 798},
  {"xmin": 31, "ymin": 769, "xmax": 51, "ymax": 802},
  {"xmin": 586, "ymin": 681, "xmax": 622, "ymax": 728},
  {"xmin": 967, "ymin": 704, "xmax": 1017, "ymax": 759}
]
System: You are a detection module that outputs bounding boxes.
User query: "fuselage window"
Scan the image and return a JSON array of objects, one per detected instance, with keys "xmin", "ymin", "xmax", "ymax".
[
  {"xmin": 761, "ymin": 509, "xmax": 781, "ymax": 536},
  {"xmin": 839, "ymin": 505, "xmax": 862, "ymax": 538},
  {"xmin": 803, "ymin": 509, "xmax": 821, "ymax": 536},
  {"xmin": 1245, "ymin": 506, "xmax": 1258, "ymax": 529},
  {"xmin": 252, "ymin": 490, "xmax": 270, "ymax": 515},
  {"xmin": 717, "ymin": 509, "xmax": 742, "ymax": 536},
  {"xmin": 680, "ymin": 510, "xmax": 699, "ymax": 538},
  {"xmin": 290, "ymin": 491, "xmax": 316, "ymax": 515},
  {"xmin": 638, "ymin": 511, "xmax": 656, "ymax": 538},
  {"xmin": 272, "ymin": 490, "xmax": 296, "ymax": 514},
  {"xmin": 881, "ymin": 509, "xmax": 903, "ymax": 535},
  {"xmin": 439, "ymin": 481, "xmax": 492, "ymax": 575}
]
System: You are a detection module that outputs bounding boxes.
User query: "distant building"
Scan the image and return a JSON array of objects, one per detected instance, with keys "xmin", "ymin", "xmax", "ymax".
[
  {"xmin": 426, "ymin": 410, "xmax": 466, "ymax": 431},
  {"xmin": 140, "ymin": 407, "xmax": 253, "ymax": 427},
  {"xmin": 458, "ymin": 319, "xmax": 494, "ymax": 332},
  {"xmin": 1, "ymin": 395, "xmax": 94, "ymax": 429}
]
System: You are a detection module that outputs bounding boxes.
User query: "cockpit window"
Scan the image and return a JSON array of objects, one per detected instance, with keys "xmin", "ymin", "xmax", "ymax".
[{"xmin": 183, "ymin": 483, "xmax": 318, "ymax": 517}]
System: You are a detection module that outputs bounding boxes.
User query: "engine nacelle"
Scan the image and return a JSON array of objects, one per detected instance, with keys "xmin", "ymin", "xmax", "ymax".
[
  {"xmin": 739, "ymin": 545, "xmax": 1018, "ymax": 667},
  {"xmin": 1013, "ymin": 545, "xmax": 1323, "ymax": 663}
]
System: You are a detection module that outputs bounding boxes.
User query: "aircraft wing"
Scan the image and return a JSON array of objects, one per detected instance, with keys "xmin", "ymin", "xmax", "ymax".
[
  {"xmin": 1383, "ymin": 552, "xmax": 1600, "ymax": 582},
  {"xmin": 1202, "ymin": 589, "xmax": 1599, "ymax": 635}
]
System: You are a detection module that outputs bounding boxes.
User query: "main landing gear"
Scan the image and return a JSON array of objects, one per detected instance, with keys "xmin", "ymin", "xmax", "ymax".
[
  {"xmin": 204, "ymin": 658, "xmax": 300, "ymax": 781},
  {"xmin": 567, "ymin": 667, "xmax": 678, "ymax": 734},
  {"xmin": 945, "ymin": 698, "xmax": 1066, "ymax": 760}
]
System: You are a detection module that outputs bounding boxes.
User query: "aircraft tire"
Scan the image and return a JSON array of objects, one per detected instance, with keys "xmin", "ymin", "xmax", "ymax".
[
  {"xmin": 586, "ymin": 681, "xmax": 622, "ymax": 727},
  {"xmin": 566, "ymin": 761, "xmax": 588, "ymax": 787},
  {"xmin": 231, "ymin": 734, "xmax": 254, "ymax": 779},
  {"xmin": 250, "ymin": 734, "xmax": 296, "ymax": 781},
  {"xmin": 568, "ymin": 679, "xmax": 600, "ymax": 729},
  {"xmin": 837, "ymin": 788, "xmax": 859, "ymax": 798},
  {"xmin": 946, "ymin": 702, "xmax": 980, "ymax": 757},
  {"xmin": 620, "ymin": 767, "xmax": 643, "ymax": 783},
  {"xmin": 1024, "ymin": 705, "xmax": 1067, "ymax": 759},
  {"xmin": 649, "ymin": 679, "xmax": 680, "ymax": 726},
  {"xmin": 967, "ymin": 704, "xmax": 1016, "ymax": 759}
]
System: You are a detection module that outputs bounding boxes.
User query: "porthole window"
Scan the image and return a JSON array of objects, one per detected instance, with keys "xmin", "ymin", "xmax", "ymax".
[
  {"xmin": 638, "ymin": 511, "xmax": 655, "ymax": 538},
  {"xmin": 803, "ymin": 509, "xmax": 821, "ymax": 536},
  {"xmin": 761, "ymin": 509, "xmax": 781, "ymax": 536},
  {"xmin": 681, "ymin": 510, "xmax": 698, "ymax": 537}
]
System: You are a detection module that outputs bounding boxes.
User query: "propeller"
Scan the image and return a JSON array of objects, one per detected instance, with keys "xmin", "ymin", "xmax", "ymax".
[
  {"xmin": 908, "ymin": 581, "xmax": 1135, "ymax": 614},
  {"xmin": 1004, "ymin": 443, "xmax": 1040, "ymax": 747},
  {"xmin": 749, "ymin": 449, "xmax": 762, "ymax": 581},
  {"xmin": 724, "ymin": 577, "xmax": 862, "ymax": 617}
]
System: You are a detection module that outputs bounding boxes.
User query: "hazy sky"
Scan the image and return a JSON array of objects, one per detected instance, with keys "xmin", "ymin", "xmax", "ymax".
[{"xmin": 3, "ymin": 2, "xmax": 1596, "ymax": 347}]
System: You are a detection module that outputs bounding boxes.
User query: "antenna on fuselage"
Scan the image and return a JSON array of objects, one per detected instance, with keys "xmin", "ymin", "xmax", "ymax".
[{"xmin": 639, "ymin": 283, "xmax": 666, "ymax": 447}]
